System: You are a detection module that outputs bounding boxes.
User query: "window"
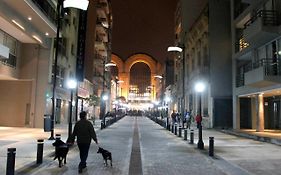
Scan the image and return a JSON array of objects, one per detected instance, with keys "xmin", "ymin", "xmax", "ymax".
[{"xmin": 0, "ymin": 30, "xmax": 18, "ymax": 68}]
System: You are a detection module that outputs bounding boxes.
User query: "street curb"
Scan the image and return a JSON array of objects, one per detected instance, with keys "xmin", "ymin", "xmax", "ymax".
[{"xmin": 220, "ymin": 129, "xmax": 281, "ymax": 146}]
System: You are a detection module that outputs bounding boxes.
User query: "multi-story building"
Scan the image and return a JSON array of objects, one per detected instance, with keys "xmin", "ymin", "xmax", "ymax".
[
  {"xmin": 0, "ymin": 0, "xmax": 91, "ymax": 128},
  {"xmin": 0, "ymin": 0, "xmax": 57, "ymax": 127},
  {"xmin": 175, "ymin": 0, "xmax": 232, "ymax": 128},
  {"xmin": 92, "ymin": 0, "xmax": 113, "ymax": 118},
  {"xmin": 232, "ymin": 0, "xmax": 281, "ymax": 131}
]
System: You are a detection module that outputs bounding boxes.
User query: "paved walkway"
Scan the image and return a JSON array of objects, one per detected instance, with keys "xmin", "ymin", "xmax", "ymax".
[
  {"xmin": 0, "ymin": 120, "xmax": 101, "ymax": 175},
  {"xmin": 1, "ymin": 116, "xmax": 281, "ymax": 174}
]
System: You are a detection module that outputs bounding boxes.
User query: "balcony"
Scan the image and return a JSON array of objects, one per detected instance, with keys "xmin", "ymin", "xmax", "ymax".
[
  {"xmin": 96, "ymin": 23, "xmax": 108, "ymax": 42},
  {"xmin": 244, "ymin": 59, "xmax": 281, "ymax": 87},
  {"xmin": 95, "ymin": 34, "xmax": 108, "ymax": 57},
  {"xmin": 97, "ymin": 4, "xmax": 108, "ymax": 23},
  {"xmin": 31, "ymin": 0, "xmax": 56, "ymax": 25},
  {"xmin": 243, "ymin": 10, "xmax": 279, "ymax": 45}
]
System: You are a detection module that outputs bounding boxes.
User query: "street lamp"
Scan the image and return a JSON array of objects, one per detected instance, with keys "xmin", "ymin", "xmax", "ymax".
[
  {"xmin": 195, "ymin": 81, "xmax": 205, "ymax": 149},
  {"xmin": 100, "ymin": 61, "xmax": 116, "ymax": 129},
  {"xmin": 66, "ymin": 78, "xmax": 77, "ymax": 138},
  {"xmin": 49, "ymin": 0, "xmax": 89, "ymax": 140},
  {"xmin": 168, "ymin": 45, "xmax": 185, "ymax": 128}
]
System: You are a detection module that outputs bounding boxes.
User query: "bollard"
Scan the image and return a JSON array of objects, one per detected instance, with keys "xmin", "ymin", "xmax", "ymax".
[
  {"xmin": 168, "ymin": 124, "xmax": 171, "ymax": 131},
  {"xmin": 174, "ymin": 124, "xmax": 177, "ymax": 135},
  {"xmin": 37, "ymin": 139, "xmax": 44, "ymax": 164},
  {"xmin": 209, "ymin": 137, "xmax": 214, "ymax": 156},
  {"xmin": 178, "ymin": 127, "xmax": 182, "ymax": 137},
  {"xmin": 190, "ymin": 129, "xmax": 194, "ymax": 144},
  {"xmin": 55, "ymin": 134, "xmax": 61, "ymax": 140},
  {"xmin": 184, "ymin": 129, "xmax": 187, "ymax": 140},
  {"xmin": 171, "ymin": 124, "xmax": 174, "ymax": 133},
  {"xmin": 6, "ymin": 148, "xmax": 16, "ymax": 175}
]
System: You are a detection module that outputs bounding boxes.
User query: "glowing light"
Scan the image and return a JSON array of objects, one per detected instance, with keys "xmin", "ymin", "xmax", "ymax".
[
  {"xmin": 167, "ymin": 46, "xmax": 183, "ymax": 52},
  {"xmin": 63, "ymin": 0, "xmax": 89, "ymax": 10},
  {"xmin": 154, "ymin": 75, "xmax": 163, "ymax": 79},
  {"xmin": 32, "ymin": 35, "xmax": 42, "ymax": 44},
  {"xmin": 105, "ymin": 62, "xmax": 116, "ymax": 67},
  {"xmin": 12, "ymin": 20, "xmax": 25, "ymax": 31},
  {"xmin": 195, "ymin": 82, "xmax": 205, "ymax": 93},
  {"xmin": 102, "ymin": 94, "xmax": 109, "ymax": 101},
  {"xmin": 67, "ymin": 79, "xmax": 77, "ymax": 89}
]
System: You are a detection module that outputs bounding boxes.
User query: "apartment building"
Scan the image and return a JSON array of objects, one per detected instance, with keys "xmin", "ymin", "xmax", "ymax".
[
  {"xmin": 0, "ymin": 0, "xmax": 57, "ymax": 127},
  {"xmin": 92, "ymin": 0, "xmax": 113, "ymax": 118},
  {"xmin": 175, "ymin": 0, "xmax": 232, "ymax": 128},
  {"xmin": 0, "ymin": 0, "xmax": 88, "ymax": 128},
  {"xmin": 232, "ymin": 0, "xmax": 281, "ymax": 131}
]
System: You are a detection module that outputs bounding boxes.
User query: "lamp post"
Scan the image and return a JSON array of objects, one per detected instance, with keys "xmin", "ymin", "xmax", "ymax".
[
  {"xmin": 195, "ymin": 81, "xmax": 205, "ymax": 149},
  {"xmin": 167, "ymin": 45, "xmax": 185, "ymax": 128},
  {"xmin": 100, "ymin": 61, "xmax": 116, "ymax": 129},
  {"xmin": 49, "ymin": 0, "xmax": 89, "ymax": 140},
  {"xmin": 101, "ymin": 93, "xmax": 109, "ymax": 129},
  {"xmin": 66, "ymin": 79, "xmax": 77, "ymax": 138}
]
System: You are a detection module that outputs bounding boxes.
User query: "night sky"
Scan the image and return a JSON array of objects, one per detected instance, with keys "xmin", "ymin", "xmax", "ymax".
[{"xmin": 111, "ymin": 0, "xmax": 178, "ymax": 63}]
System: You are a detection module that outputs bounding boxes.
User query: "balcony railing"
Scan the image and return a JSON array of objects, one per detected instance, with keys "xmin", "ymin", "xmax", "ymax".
[
  {"xmin": 236, "ymin": 58, "xmax": 281, "ymax": 87},
  {"xmin": 236, "ymin": 72, "xmax": 244, "ymax": 87},
  {"xmin": 243, "ymin": 58, "xmax": 281, "ymax": 74},
  {"xmin": 0, "ymin": 54, "xmax": 17, "ymax": 68},
  {"xmin": 244, "ymin": 10, "xmax": 278, "ymax": 29},
  {"xmin": 31, "ymin": 0, "xmax": 57, "ymax": 25}
]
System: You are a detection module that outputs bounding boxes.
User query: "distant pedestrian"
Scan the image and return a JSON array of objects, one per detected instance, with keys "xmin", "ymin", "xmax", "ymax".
[
  {"xmin": 195, "ymin": 113, "xmax": 202, "ymax": 129},
  {"xmin": 68, "ymin": 111, "xmax": 98, "ymax": 173},
  {"xmin": 185, "ymin": 110, "xmax": 191, "ymax": 129},
  {"xmin": 171, "ymin": 110, "xmax": 176, "ymax": 125}
]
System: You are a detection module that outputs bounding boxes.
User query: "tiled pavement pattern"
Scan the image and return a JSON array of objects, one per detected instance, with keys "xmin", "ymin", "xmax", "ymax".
[
  {"xmin": 25, "ymin": 117, "xmax": 134, "ymax": 175},
  {"xmin": 27, "ymin": 116, "xmax": 227, "ymax": 175},
  {"xmin": 139, "ymin": 117, "xmax": 226, "ymax": 175},
  {"xmin": 3, "ymin": 116, "xmax": 281, "ymax": 175},
  {"xmin": 128, "ymin": 117, "xmax": 142, "ymax": 175}
]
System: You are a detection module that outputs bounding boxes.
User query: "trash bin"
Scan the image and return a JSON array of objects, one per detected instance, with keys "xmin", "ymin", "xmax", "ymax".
[{"xmin": 44, "ymin": 114, "xmax": 51, "ymax": 132}]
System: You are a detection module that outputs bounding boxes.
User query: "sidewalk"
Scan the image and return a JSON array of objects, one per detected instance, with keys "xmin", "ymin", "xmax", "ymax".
[
  {"xmin": 1, "ymin": 116, "xmax": 281, "ymax": 175},
  {"xmin": 0, "ymin": 120, "xmax": 101, "ymax": 175},
  {"xmin": 155, "ymin": 119, "xmax": 281, "ymax": 175}
]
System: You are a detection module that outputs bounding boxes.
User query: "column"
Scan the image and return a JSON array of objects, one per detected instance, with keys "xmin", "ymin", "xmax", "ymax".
[
  {"xmin": 256, "ymin": 94, "xmax": 264, "ymax": 132},
  {"xmin": 233, "ymin": 95, "xmax": 240, "ymax": 130}
]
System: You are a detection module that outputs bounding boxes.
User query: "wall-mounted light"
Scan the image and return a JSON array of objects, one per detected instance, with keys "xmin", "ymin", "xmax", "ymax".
[
  {"xmin": 105, "ymin": 62, "xmax": 116, "ymax": 67},
  {"xmin": 12, "ymin": 20, "xmax": 25, "ymax": 31},
  {"xmin": 32, "ymin": 35, "xmax": 42, "ymax": 44},
  {"xmin": 167, "ymin": 46, "xmax": 183, "ymax": 52},
  {"xmin": 154, "ymin": 75, "xmax": 163, "ymax": 79}
]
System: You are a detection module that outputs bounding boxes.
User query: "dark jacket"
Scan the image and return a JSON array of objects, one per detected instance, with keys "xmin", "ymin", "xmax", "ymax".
[{"xmin": 70, "ymin": 119, "xmax": 97, "ymax": 144}]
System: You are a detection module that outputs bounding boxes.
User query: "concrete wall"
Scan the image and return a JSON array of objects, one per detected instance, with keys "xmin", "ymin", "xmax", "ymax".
[
  {"xmin": 0, "ymin": 80, "xmax": 32, "ymax": 126},
  {"xmin": 19, "ymin": 44, "xmax": 49, "ymax": 128},
  {"xmin": 209, "ymin": 0, "xmax": 232, "ymax": 98}
]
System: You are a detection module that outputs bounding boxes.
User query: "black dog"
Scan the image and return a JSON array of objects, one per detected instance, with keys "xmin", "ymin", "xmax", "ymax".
[
  {"xmin": 97, "ymin": 147, "xmax": 112, "ymax": 166},
  {"xmin": 52, "ymin": 139, "xmax": 69, "ymax": 167}
]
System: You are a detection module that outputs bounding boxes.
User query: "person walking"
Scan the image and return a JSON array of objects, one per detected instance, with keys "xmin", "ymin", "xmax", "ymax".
[
  {"xmin": 68, "ymin": 111, "xmax": 98, "ymax": 173},
  {"xmin": 171, "ymin": 110, "xmax": 176, "ymax": 125},
  {"xmin": 195, "ymin": 113, "xmax": 202, "ymax": 129},
  {"xmin": 184, "ymin": 110, "xmax": 191, "ymax": 129}
]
